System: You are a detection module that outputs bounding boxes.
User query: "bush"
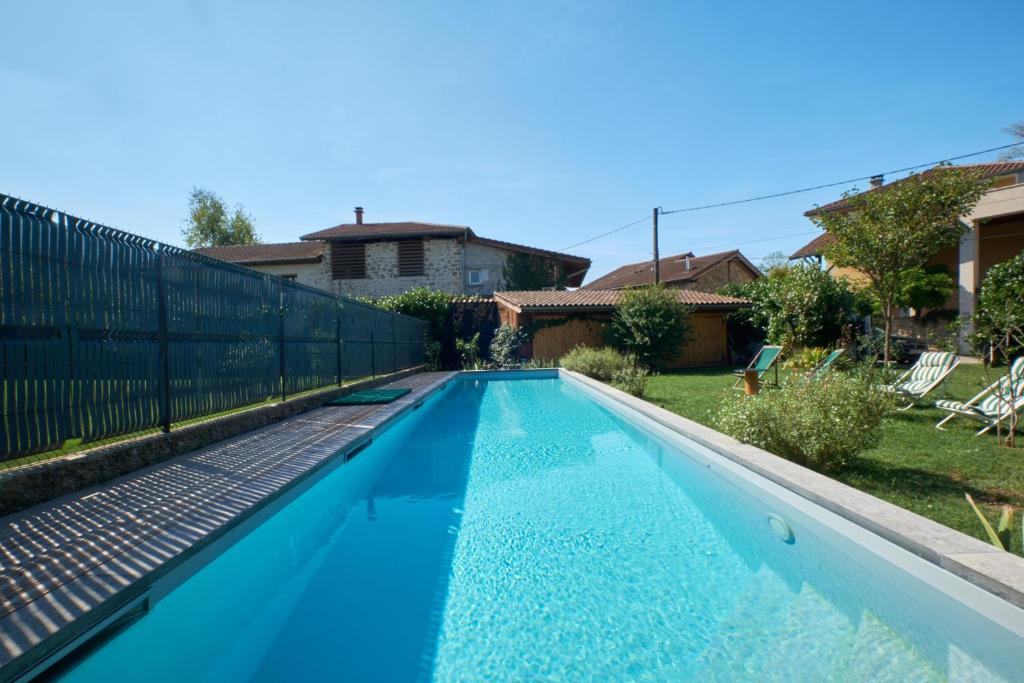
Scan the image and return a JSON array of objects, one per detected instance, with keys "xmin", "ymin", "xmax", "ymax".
[
  {"xmin": 559, "ymin": 346, "xmax": 633, "ymax": 381},
  {"xmin": 971, "ymin": 253, "xmax": 1024, "ymax": 359},
  {"xmin": 607, "ymin": 284, "xmax": 693, "ymax": 369},
  {"xmin": 490, "ymin": 326, "xmax": 528, "ymax": 368},
  {"xmin": 782, "ymin": 346, "xmax": 830, "ymax": 371},
  {"xmin": 456, "ymin": 333, "xmax": 481, "ymax": 370},
  {"xmin": 722, "ymin": 264, "xmax": 865, "ymax": 351},
  {"xmin": 714, "ymin": 372, "xmax": 893, "ymax": 472},
  {"xmin": 359, "ymin": 287, "xmax": 453, "ymax": 341},
  {"xmin": 611, "ymin": 363, "xmax": 649, "ymax": 397}
]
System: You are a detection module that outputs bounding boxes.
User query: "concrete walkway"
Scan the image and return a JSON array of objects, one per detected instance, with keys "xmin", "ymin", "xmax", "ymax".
[{"xmin": 0, "ymin": 371, "xmax": 455, "ymax": 680}]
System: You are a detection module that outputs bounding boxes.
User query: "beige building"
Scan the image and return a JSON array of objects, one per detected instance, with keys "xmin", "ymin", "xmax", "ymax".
[
  {"xmin": 790, "ymin": 161, "xmax": 1024, "ymax": 349},
  {"xmin": 196, "ymin": 207, "xmax": 590, "ymax": 298},
  {"xmin": 582, "ymin": 249, "xmax": 762, "ymax": 292}
]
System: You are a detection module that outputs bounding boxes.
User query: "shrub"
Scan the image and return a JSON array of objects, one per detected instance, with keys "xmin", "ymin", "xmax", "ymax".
[
  {"xmin": 456, "ymin": 333, "xmax": 481, "ymax": 370},
  {"xmin": 490, "ymin": 326, "xmax": 528, "ymax": 368},
  {"xmin": 559, "ymin": 346, "xmax": 632, "ymax": 381},
  {"xmin": 611, "ymin": 363, "xmax": 649, "ymax": 397},
  {"xmin": 359, "ymin": 287, "xmax": 453, "ymax": 341},
  {"xmin": 607, "ymin": 284, "xmax": 693, "ymax": 369},
  {"xmin": 722, "ymin": 264, "xmax": 865, "ymax": 351},
  {"xmin": 782, "ymin": 346, "xmax": 829, "ymax": 371},
  {"xmin": 971, "ymin": 253, "xmax": 1024, "ymax": 359},
  {"xmin": 714, "ymin": 372, "xmax": 893, "ymax": 472}
]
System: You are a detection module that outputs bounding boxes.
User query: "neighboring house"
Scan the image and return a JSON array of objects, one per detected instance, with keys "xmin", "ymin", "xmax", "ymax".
[
  {"xmin": 196, "ymin": 207, "xmax": 590, "ymax": 298},
  {"xmin": 582, "ymin": 249, "xmax": 762, "ymax": 292},
  {"xmin": 790, "ymin": 161, "xmax": 1024, "ymax": 348},
  {"xmin": 494, "ymin": 289, "xmax": 750, "ymax": 367},
  {"xmin": 192, "ymin": 242, "xmax": 327, "ymax": 289}
]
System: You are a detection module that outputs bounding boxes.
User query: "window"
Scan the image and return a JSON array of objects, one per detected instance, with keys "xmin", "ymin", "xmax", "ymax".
[
  {"xmin": 467, "ymin": 269, "xmax": 487, "ymax": 286},
  {"xmin": 397, "ymin": 239, "xmax": 425, "ymax": 277},
  {"xmin": 331, "ymin": 242, "xmax": 366, "ymax": 279}
]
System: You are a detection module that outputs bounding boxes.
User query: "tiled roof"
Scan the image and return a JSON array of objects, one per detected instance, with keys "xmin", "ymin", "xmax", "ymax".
[
  {"xmin": 805, "ymin": 161, "xmax": 1024, "ymax": 217},
  {"xmin": 470, "ymin": 236, "xmax": 591, "ymax": 287},
  {"xmin": 192, "ymin": 241, "xmax": 325, "ymax": 264},
  {"xmin": 788, "ymin": 232, "xmax": 836, "ymax": 259},
  {"xmin": 301, "ymin": 221, "xmax": 471, "ymax": 241},
  {"xmin": 792, "ymin": 161, "xmax": 1024, "ymax": 259},
  {"xmin": 300, "ymin": 219, "xmax": 591, "ymax": 286},
  {"xmin": 494, "ymin": 289, "xmax": 750, "ymax": 312},
  {"xmin": 581, "ymin": 250, "xmax": 760, "ymax": 290}
]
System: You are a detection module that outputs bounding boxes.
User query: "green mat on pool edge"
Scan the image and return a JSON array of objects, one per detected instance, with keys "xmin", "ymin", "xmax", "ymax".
[{"xmin": 323, "ymin": 387, "xmax": 411, "ymax": 406}]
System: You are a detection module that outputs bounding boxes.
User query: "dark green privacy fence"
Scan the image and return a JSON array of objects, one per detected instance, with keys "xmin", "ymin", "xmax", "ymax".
[{"xmin": 0, "ymin": 194, "xmax": 426, "ymax": 461}]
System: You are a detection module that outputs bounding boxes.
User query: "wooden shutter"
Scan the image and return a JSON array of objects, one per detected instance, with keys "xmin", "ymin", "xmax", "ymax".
[
  {"xmin": 331, "ymin": 242, "xmax": 366, "ymax": 279},
  {"xmin": 397, "ymin": 239, "xmax": 424, "ymax": 277}
]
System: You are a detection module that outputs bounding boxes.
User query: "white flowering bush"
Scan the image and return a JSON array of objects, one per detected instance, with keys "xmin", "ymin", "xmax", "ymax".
[{"xmin": 715, "ymin": 372, "xmax": 893, "ymax": 472}]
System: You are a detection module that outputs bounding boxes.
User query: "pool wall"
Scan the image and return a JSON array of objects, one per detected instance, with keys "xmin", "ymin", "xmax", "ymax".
[
  {"xmin": 4, "ymin": 367, "xmax": 1024, "ymax": 681},
  {"xmin": 557, "ymin": 368, "xmax": 1024, "ymax": 610}
]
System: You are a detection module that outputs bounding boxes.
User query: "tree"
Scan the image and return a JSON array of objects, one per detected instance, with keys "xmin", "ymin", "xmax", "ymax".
[
  {"xmin": 721, "ymin": 263, "xmax": 864, "ymax": 351},
  {"xmin": 812, "ymin": 165, "xmax": 989, "ymax": 362},
  {"xmin": 894, "ymin": 265, "xmax": 956, "ymax": 315},
  {"xmin": 606, "ymin": 284, "xmax": 693, "ymax": 369},
  {"xmin": 1000, "ymin": 121, "xmax": 1024, "ymax": 160},
  {"xmin": 182, "ymin": 187, "xmax": 260, "ymax": 247},
  {"xmin": 502, "ymin": 253, "xmax": 566, "ymax": 290}
]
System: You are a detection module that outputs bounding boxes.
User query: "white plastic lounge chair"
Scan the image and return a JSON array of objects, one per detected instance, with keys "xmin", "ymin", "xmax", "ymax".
[
  {"xmin": 935, "ymin": 357, "xmax": 1024, "ymax": 435},
  {"xmin": 880, "ymin": 351, "xmax": 960, "ymax": 410}
]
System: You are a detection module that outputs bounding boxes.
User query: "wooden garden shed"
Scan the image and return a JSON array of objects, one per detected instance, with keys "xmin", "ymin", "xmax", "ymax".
[{"xmin": 493, "ymin": 289, "xmax": 750, "ymax": 368}]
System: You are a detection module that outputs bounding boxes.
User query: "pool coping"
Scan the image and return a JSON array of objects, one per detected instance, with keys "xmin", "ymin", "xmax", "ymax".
[
  {"xmin": 0, "ymin": 371, "xmax": 457, "ymax": 683},
  {"xmin": 557, "ymin": 368, "xmax": 1024, "ymax": 611}
]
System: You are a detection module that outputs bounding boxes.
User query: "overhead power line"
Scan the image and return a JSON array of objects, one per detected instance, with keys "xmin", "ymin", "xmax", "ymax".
[
  {"xmin": 561, "ymin": 215, "xmax": 649, "ymax": 251},
  {"xmin": 558, "ymin": 140, "xmax": 1024, "ymax": 252},
  {"xmin": 660, "ymin": 141, "xmax": 1024, "ymax": 215}
]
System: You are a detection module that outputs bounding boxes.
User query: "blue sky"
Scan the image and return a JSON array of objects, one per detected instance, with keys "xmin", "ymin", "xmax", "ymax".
[{"xmin": 2, "ymin": 1, "xmax": 1021, "ymax": 282}]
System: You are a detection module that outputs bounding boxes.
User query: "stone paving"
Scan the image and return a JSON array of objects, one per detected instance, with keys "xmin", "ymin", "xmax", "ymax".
[{"xmin": 0, "ymin": 371, "xmax": 455, "ymax": 680}]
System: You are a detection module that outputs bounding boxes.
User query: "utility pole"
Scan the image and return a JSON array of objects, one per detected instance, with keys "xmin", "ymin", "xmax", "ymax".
[{"xmin": 652, "ymin": 207, "xmax": 660, "ymax": 284}]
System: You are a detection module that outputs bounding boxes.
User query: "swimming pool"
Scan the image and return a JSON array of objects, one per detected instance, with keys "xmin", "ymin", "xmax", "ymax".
[{"xmin": 57, "ymin": 373, "xmax": 1024, "ymax": 681}]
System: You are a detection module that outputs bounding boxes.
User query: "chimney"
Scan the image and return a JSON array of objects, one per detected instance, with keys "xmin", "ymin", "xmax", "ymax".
[
  {"xmin": 869, "ymin": 175, "xmax": 884, "ymax": 189},
  {"xmin": 354, "ymin": 206, "xmax": 364, "ymax": 224},
  {"xmin": 685, "ymin": 256, "xmax": 691, "ymax": 271}
]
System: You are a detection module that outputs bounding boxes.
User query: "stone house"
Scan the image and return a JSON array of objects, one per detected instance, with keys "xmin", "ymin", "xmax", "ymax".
[
  {"xmin": 581, "ymin": 249, "xmax": 762, "ymax": 292},
  {"xmin": 197, "ymin": 207, "xmax": 590, "ymax": 298},
  {"xmin": 789, "ymin": 161, "xmax": 1024, "ymax": 348}
]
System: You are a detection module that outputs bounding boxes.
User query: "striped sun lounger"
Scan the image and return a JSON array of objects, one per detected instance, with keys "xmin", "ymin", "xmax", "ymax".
[
  {"xmin": 936, "ymin": 357, "xmax": 1024, "ymax": 435},
  {"xmin": 880, "ymin": 351, "xmax": 960, "ymax": 410}
]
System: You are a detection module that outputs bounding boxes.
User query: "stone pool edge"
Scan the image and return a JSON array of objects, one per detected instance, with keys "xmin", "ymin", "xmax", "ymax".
[{"xmin": 558, "ymin": 368, "xmax": 1024, "ymax": 611}]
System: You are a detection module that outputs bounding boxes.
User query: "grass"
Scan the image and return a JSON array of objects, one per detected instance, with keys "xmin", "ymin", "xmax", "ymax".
[{"xmin": 644, "ymin": 363, "xmax": 1024, "ymax": 556}]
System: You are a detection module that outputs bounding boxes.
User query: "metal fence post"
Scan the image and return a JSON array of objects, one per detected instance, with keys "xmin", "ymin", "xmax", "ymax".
[
  {"xmin": 335, "ymin": 307, "xmax": 342, "ymax": 386},
  {"xmin": 392, "ymin": 316, "xmax": 398, "ymax": 371},
  {"xmin": 155, "ymin": 249, "xmax": 172, "ymax": 432},
  {"xmin": 278, "ymin": 281, "xmax": 287, "ymax": 402},
  {"xmin": 370, "ymin": 329, "xmax": 376, "ymax": 379}
]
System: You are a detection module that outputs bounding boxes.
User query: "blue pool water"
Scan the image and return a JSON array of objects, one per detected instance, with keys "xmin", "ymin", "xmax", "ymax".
[{"xmin": 62, "ymin": 375, "xmax": 1023, "ymax": 681}]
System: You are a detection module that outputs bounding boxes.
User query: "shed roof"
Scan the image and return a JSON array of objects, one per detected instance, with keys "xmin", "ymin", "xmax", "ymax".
[{"xmin": 494, "ymin": 288, "xmax": 749, "ymax": 313}]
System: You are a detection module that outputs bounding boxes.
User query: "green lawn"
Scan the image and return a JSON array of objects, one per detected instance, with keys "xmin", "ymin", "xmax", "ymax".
[{"xmin": 644, "ymin": 363, "xmax": 1024, "ymax": 555}]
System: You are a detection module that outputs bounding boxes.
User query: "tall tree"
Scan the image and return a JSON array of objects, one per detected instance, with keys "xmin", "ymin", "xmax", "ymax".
[
  {"xmin": 1000, "ymin": 121, "xmax": 1024, "ymax": 160},
  {"xmin": 812, "ymin": 165, "xmax": 989, "ymax": 362},
  {"xmin": 502, "ymin": 253, "xmax": 566, "ymax": 290},
  {"xmin": 182, "ymin": 187, "xmax": 260, "ymax": 247}
]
